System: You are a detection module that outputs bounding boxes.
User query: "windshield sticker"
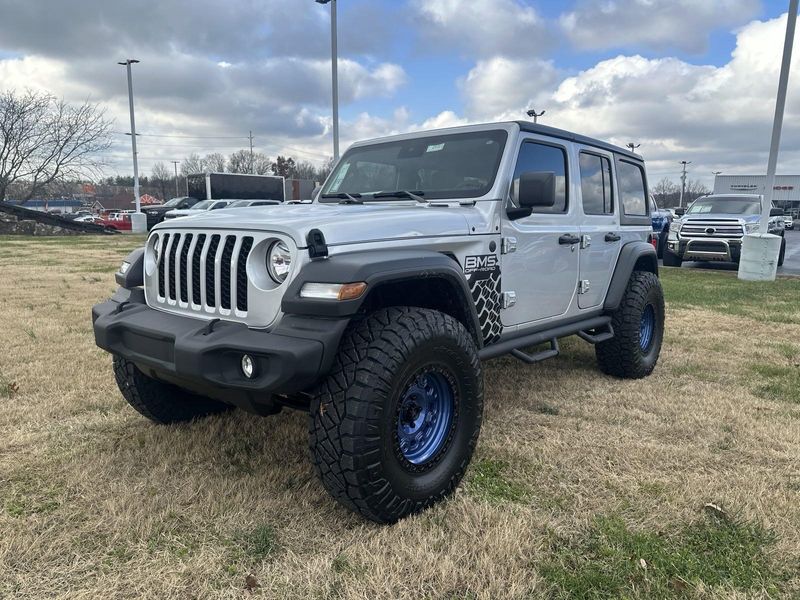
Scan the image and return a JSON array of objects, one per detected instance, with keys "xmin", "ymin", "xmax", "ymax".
[
  {"xmin": 426, "ymin": 143, "xmax": 445, "ymax": 153},
  {"xmin": 327, "ymin": 162, "xmax": 350, "ymax": 193}
]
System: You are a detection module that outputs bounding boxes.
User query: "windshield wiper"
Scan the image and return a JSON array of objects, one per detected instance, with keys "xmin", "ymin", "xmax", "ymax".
[
  {"xmin": 321, "ymin": 192, "xmax": 363, "ymax": 204},
  {"xmin": 371, "ymin": 190, "xmax": 426, "ymax": 203}
]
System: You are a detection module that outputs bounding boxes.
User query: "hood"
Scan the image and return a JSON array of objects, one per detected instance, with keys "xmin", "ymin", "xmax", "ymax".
[
  {"xmin": 152, "ymin": 202, "xmax": 475, "ymax": 247},
  {"xmin": 681, "ymin": 213, "xmax": 759, "ymax": 223}
]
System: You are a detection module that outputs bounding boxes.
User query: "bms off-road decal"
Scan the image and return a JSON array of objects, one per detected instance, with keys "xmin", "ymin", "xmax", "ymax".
[{"xmin": 464, "ymin": 254, "xmax": 502, "ymax": 345}]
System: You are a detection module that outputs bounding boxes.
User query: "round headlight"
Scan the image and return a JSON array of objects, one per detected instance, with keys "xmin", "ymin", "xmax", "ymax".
[{"xmin": 267, "ymin": 240, "xmax": 292, "ymax": 283}]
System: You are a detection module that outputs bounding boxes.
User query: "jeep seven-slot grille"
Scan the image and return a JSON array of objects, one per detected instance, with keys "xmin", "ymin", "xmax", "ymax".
[{"xmin": 153, "ymin": 232, "xmax": 254, "ymax": 314}]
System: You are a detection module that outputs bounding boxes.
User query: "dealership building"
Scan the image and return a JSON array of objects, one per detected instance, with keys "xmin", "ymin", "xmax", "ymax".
[{"xmin": 713, "ymin": 175, "xmax": 800, "ymax": 216}]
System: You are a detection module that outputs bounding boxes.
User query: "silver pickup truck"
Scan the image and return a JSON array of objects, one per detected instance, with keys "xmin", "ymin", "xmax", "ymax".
[{"xmin": 664, "ymin": 194, "xmax": 786, "ymax": 267}]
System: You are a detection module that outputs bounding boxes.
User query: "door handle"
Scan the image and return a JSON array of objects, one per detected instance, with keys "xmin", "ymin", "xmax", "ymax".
[
  {"xmin": 559, "ymin": 234, "xmax": 580, "ymax": 245},
  {"xmin": 604, "ymin": 232, "xmax": 621, "ymax": 242}
]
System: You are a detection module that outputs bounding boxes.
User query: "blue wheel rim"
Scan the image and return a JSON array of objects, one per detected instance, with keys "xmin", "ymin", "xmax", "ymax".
[
  {"xmin": 396, "ymin": 370, "xmax": 455, "ymax": 465},
  {"xmin": 640, "ymin": 304, "xmax": 655, "ymax": 351}
]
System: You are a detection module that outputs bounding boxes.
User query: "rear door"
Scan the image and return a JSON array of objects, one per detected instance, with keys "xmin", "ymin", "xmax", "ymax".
[{"xmin": 576, "ymin": 148, "xmax": 620, "ymax": 309}]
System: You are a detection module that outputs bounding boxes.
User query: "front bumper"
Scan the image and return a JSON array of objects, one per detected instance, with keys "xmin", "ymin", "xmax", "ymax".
[
  {"xmin": 667, "ymin": 238, "xmax": 742, "ymax": 262},
  {"xmin": 92, "ymin": 288, "xmax": 348, "ymax": 410}
]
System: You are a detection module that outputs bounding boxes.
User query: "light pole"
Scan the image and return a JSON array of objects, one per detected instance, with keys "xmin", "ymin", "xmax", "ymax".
[
  {"xmin": 118, "ymin": 59, "xmax": 146, "ymax": 232},
  {"xmin": 627, "ymin": 142, "xmax": 641, "ymax": 153},
  {"xmin": 679, "ymin": 160, "xmax": 691, "ymax": 208},
  {"xmin": 316, "ymin": 0, "xmax": 339, "ymax": 160},
  {"xmin": 172, "ymin": 161, "xmax": 180, "ymax": 197},
  {"xmin": 527, "ymin": 109, "xmax": 545, "ymax": 124}
]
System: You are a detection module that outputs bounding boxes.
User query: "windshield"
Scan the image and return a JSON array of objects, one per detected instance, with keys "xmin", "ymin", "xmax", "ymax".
[
  {"xmin": 227, "ymin": 200, "xmax": 251, "ymax": 208},
  {"xmin": 191, "ymin": 200, "xmax": 214, "ymax": 210},
  {"xmin": 320, "ymin": 130, "xmax": 508, "ymax": 201},
  {"xmin": 686, "ymin": 196, "xmax": 761, "ymax": 215},
  {"xmin": 162, "ymin": 197, "xmax": 185, "ymax": 207}
]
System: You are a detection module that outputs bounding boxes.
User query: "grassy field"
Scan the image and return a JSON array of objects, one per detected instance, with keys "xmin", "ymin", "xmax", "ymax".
[{"xmin": 1, "ymin": 234, "xmax": 799, "ymax": 599}]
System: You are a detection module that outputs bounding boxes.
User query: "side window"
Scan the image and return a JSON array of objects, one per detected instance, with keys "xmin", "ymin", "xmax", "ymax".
[
  {"xmin": 510, "ymin": 141, "xmax": 568, "ymax": 214},
  {"xmin": 617, "ymin": 160, "xmax": 647, "ymax": 216},
  {"xmin": 579, "ymin": 152, "xmax": 613, "ymax": 215}
]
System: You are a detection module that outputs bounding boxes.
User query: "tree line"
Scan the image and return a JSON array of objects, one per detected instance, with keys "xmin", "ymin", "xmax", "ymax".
[{"xmin": 651, "ymin": 177, "xmax": 711, "ymax": 208}]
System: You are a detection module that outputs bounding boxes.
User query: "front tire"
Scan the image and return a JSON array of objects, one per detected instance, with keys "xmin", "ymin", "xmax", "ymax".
[
  {"xmin": 596, "ymin": 271, "xmax": 665, "ymax": 379},
  {"xmin": 113, "ymin": 356, "xmax": 231, "ymax": 424},
  {"xmin": 310, "ymin": 307, "xmax": 483, "ymax": 523}
]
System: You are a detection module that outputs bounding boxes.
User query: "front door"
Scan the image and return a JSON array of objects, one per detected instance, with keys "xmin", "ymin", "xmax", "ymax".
[
  {"xmin": 576, "ymin": 148, "xmax": 621, "ymax": 309},
  {"xmin": 501, "ymin": 138, "xmax": 579, "ymax": 326}
]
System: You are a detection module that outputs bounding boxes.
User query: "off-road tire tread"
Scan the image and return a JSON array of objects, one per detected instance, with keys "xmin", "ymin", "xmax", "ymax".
[
  {"xmin": 595, "ymin": 271, "xmax": 664, "ymax": 379},
  {"xmin": 309, "ymin": 307, "xmax": 482, "ymax": 523},
  {"xmin": 113, "ymin": 356, "xmax": 230, "ymax": 424}
]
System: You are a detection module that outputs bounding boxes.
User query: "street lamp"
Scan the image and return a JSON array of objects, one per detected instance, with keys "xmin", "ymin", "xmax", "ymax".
[
  {"xmin": 316, "ymin": 0, "xmax": 339, "ymax": 160},
  {"xmin": 679, "ymin": 160, "xmax": 691, "ymax": 208},
  {"xmin": 118, "ymin": 58, "xmax": 146, "ymax": 233},
  {"xmin": 526, "ymin": 108, "xmax": 545, "ymax": 124}
]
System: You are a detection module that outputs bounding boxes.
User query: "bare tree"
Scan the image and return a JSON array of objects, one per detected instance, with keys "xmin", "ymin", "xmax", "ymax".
[
  {"xmin": 151, "ymin": 161, "xmax": 172, "ymax": 201},
  {"xmin": 315, "ymin": 156, "xmax": 335, "ymax": 183},
  {"xmin": 271, "ymin": 155, "xmax": 296, "ymax": 178},
  {"xmin": 0, "ymin": 90, "xmax": 112, "ymax": 202},
  {"xmin": 228, "ymin": 149, "xmax": 272, "ymax": 175},
  {"xmin": 181, "ymin": 153, "xmax": 205, "ymax": 176},
  {"xmin": 292, "ymin": 160, "xmax": 317, "ymax": 181},
  {"xmin": 204, "ymin": 153, "xmax": 226, "ymax": 173}
]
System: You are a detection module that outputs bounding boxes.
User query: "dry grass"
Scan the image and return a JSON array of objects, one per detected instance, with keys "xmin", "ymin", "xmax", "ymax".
[{"xmin": 0, "ymin": 234, "xmax": 799, "ymax": 599}]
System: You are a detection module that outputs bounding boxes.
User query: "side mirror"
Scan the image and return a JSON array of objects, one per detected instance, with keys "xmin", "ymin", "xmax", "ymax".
[
  {"xmin": 674, "ymin": 207, "xmax": 685, "ymax": 216},
  {"xmin": 770, "ymin": 207, "xmax": 784, "ymax": 217},
  {"xmin": 508, "ymin": 171, "xmax": 556, "ymax": 220}
]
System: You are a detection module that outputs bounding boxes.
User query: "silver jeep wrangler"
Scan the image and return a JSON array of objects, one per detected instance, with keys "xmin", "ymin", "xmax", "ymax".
[{"xmin": 93, "ymin": 121, "xmax": 664, "ymax": 523}]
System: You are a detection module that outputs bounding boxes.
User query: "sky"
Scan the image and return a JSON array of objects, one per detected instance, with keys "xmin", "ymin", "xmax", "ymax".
[{"xmin": 0, "ymin": 0, "xmax": 798, "ymax": 187}]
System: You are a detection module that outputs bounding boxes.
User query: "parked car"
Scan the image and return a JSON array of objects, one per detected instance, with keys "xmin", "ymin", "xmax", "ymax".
[
  {"xmin": 226, "ymin": 199, "xmax": 282, "ymax": 208},
  {"xmin": 99, "ymin": 213, "xmax": 132, "ymax": 232},
  {"xmin": 649, "ymin": 195, "xmax": 673, "ymax": 258},
  {"xmin": 145, "ymin": 197, "xmax": 200, "ymax": 229},
  {"xmin": 94, "ymin": 120, "xmax": 664, "ymax": 524},
  {"xmin": 782, "ymin": 214, "xmax": 794, "ymax": 230},
  {"xmin": 665, "ymin": 194, "xmax": 785, "ymax": 266},
  {"xmin": 164, "ymin": 199, "xmax": 232, "ymax": 220}
]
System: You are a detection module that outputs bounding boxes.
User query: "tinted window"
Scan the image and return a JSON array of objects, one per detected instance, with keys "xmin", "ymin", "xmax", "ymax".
[
  {"xmin": 510, "ymin": 142, "xmax": 568, "ymax": 214},
  {"xmin": 579, "ymin": 153, "xmax": 613, "ymax": 215},
  {"xmin": 321, "ymin": 130, "xmax": 508, "ymax": 201},
  {"xmin": 617, "ymin": 160, "xmax": 647, "ymax": 216}
]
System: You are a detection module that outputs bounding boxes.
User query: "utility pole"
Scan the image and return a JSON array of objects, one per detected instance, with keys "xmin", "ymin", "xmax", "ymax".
[
  {"xmin": 172, "ymin": 161, "xmax": 180, "ymax": 197},
  {"xmin": 118, "ymin": 58, "xmax": 145, "ymax": 232},
  {"xmin": 679, "ymin": 160, "xmax": 691, "ymax": 208},
  {"xmin": 627, "ymin": 142, "xmax": 641, "ymax": 153},
  {"xmin": 248, "ymin": 130, "xmax": 255, "ymax": 174},
  {"xmin": 316, "ymin": 0, "xmax": 339, "ymax": 160},
  {"xmin": 526, "ymin": 108, "xmax": 545, "ymax": 124}
]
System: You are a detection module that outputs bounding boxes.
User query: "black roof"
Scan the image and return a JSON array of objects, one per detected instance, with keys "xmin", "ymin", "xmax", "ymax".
[{"xmin": 514, "ymin": 121, "xmax": 641, "ymax": 161}]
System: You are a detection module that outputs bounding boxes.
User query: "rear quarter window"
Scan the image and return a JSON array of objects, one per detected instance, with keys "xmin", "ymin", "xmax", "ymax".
[{"xmin": 617, "ymin": 160, "xmax": 648, "ymax": 216}]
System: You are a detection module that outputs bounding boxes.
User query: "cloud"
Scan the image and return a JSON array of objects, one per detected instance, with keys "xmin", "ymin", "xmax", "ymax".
[
  {"xmin": 561, "ymin": 0, "xmax": 761, "ymax": 53},
  {"xmin": 410, "ymin": 0, "xmax": 552, "ymax": 57},
  {"xmin": 457, "ymin": 13, "xmax": 800, "ymax": 184}
]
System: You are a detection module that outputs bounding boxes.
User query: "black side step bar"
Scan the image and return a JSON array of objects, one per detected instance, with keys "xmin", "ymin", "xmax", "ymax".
[
  {"xmin": 479, "ymin": 316, "xmax": 612, "ymax": 361},
  {"xmin": 576, "ymin": 323, "xmax": 615, "ymax": 344},
  {"xmin": 510, "ymin": 338, "xmax": 559, "ymax": 364}
]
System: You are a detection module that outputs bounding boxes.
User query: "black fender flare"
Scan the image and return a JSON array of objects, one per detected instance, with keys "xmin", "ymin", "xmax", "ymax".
[
  {"xmin": 282, "ymin": 249, "xmax": 483, "ymax": 346},
  {"xmin": 115, "ymin": 247, "xmax": 145, "ymax": 289},
  {"xmin": 604, "ymin": 241, "xmax": 659, "ymax": 311}
]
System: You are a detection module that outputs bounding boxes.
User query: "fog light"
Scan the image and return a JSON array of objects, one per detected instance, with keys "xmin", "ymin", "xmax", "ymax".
[{"xmin": 241, "ymin": 354, "xmax": 255, "ymax": 378}]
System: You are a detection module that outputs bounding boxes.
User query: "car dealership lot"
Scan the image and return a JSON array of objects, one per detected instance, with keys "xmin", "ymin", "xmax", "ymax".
[{"xmin": 1, "ymin": 235, "xmax": 799, "ymax": 598}]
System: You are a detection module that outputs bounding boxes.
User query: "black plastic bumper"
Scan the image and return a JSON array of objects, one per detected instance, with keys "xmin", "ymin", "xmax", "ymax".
[{"xmin": 92, "ymin": 289, "xmax": 349, "ymax": 408}]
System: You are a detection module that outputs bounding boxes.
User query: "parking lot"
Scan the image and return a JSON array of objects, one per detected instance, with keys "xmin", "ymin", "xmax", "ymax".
[
  {"xmin": 666, "ymin": 229, "xmax": 800, "ymax": 276},
  {"xmin": 1, "ymin": 235, "xmax": 799, "ymax": 598}
]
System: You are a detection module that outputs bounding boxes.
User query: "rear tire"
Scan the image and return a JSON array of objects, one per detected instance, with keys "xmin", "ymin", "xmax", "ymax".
[
  {"xmin": 778, "ymin": 237, "xmax": 786, "ymax": 267},
  {"xmin": 113, "ymin": 356, "xmax": 231, "ymax": 424},
  {"xmin": 309, "ymin": 307, "xmax": 483, "ymax": 523},
  {"xmin": 657, "ymin": 229, "xmax": 668, "ymax": 259},
  {"xmin": 663, "ymin": 248, "xmax": 682, "ymax": 267},
  {"xmin": 596, "ymin": 271, "xmax": 664, "ymax": 379}
]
